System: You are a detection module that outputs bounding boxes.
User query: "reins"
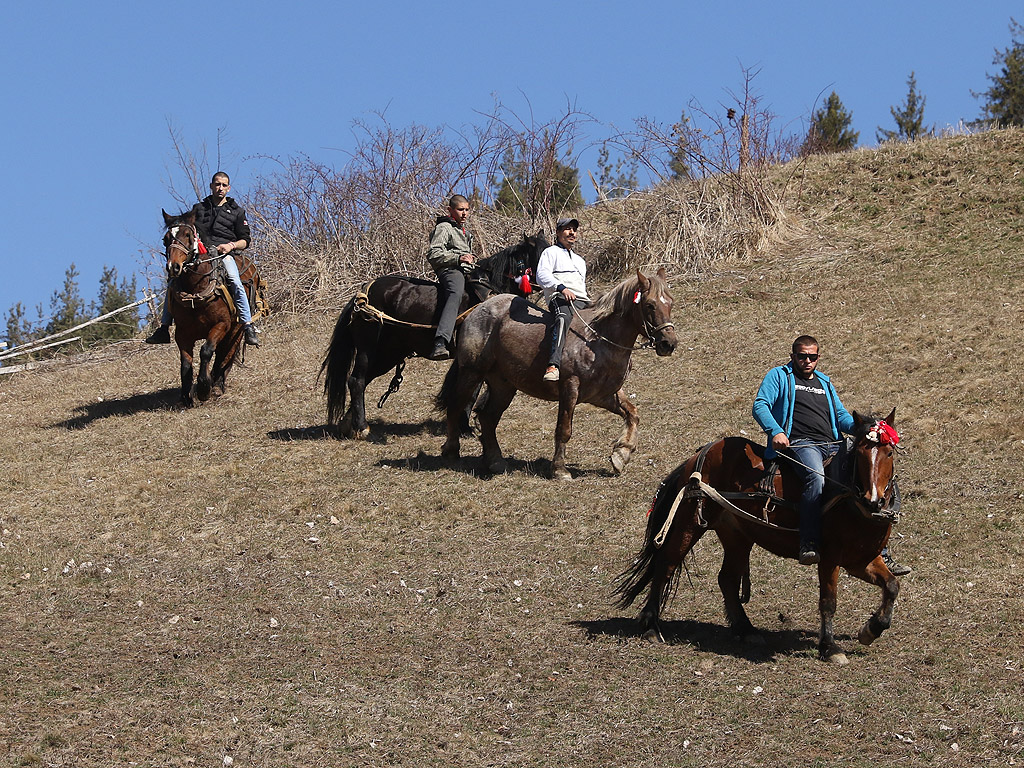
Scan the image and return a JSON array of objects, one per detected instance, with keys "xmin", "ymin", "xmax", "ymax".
[
  {"xmin": 351, "ymin": 280, "xmax": 479, "ymax": 330},
  {"xmin": 569, "ymin": 289, "xmax": 675, "ymax": 351}
]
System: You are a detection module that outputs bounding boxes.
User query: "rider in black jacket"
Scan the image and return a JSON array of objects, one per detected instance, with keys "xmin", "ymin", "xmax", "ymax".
[{"xmin": 147, "ymin": 172, "xmax": 260, "ymax": 346}]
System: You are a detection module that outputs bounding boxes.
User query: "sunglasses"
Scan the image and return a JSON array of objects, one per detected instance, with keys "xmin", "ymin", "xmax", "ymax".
[{"xmin": 794, "ymin": 353, "xmax": 819, "ymax": 361}]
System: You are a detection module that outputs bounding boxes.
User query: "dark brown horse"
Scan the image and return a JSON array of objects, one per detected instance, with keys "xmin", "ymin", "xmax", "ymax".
[
  {"xmin": 161, "ymin": 209, "xmax": 266, "ymax": 407},
  {"xmin": 438, "ymin": 268, "xmax": 677, "ymax": 478},
  {"xmin": 321, "ymin": 232, "xmax": 547, "ymax": 438},
  {"xmin": 615, "ymin": 409, "xmax": 902, "ymax": 664}
]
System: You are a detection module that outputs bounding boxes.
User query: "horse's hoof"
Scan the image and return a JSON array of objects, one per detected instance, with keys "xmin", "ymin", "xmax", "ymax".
[
  {"xmin": 552, "ymin": 467, "xmax": 572, "ymax": 481},
  {"xmin": 355, "ymin": 426, "xmax": 370, "ymax": 440},
  {"xmin": 642, "ymin": 628, "xmax": 665, "ymax": 644},
  {"xmin": 487, "ymin": 459, "xmax": 508, "ymax": 475},
  {"xmin": 610, "ymin": 448, "xmax": 631, "ymax": 475},
  {"xmin": 827, "ymin": 652, "xmax": 850, "ymax": 666},
  {"xmin": 857, "ymin": 626, "xmax": 877, "ymax": 646},
  {"xmin": 441, "ymin": 448, "xmax": 460, "ymax": 465}
]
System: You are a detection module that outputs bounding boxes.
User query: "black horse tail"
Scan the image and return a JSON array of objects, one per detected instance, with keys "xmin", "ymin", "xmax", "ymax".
[
  {"xmin": 613, "ymin": 461, "xmax": 692, "ymax": 610},
  {"xmin": 435, "ymin": 358, "xmax": 461, "ymax": 414},
  {"xmin": 320, "ymin": 298, "xmax": 357, "ymax": 424}
]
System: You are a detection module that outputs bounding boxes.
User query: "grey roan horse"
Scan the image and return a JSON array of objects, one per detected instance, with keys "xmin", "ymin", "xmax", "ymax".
[{"xmin": 438, "ymin": 268, "xmax": 677, "ymax": 478}]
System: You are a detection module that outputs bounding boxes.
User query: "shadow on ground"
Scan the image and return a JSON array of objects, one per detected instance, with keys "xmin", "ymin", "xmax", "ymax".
[
  {"xmin": 50, "ymin": 388, "xmax": 180, "ymax": 430},
  {"xmin": 574, "ymin": 616, "xmax": 837, "ymax": 662},
  {"xmin": 377, "ymin": 451, "xmax": 615, "ymax": 480}
]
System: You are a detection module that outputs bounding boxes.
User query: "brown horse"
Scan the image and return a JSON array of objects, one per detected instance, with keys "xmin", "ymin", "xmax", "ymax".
[
  {"xmin": 615, "ymin": 409, "xmax": 902, "ymax": 664},
  {"xmin": 161, "ymin": 209, "xmax": 265, "ymax": 407},
  {"xmin": 438, "ymin": 268, "xmax": 677, "ymax": 478}
]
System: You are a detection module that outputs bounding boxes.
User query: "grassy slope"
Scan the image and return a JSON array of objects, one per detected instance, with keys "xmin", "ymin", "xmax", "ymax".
[{"xmin": 1, "ymin": 130, "xmax": 1022, "ymax": 767}]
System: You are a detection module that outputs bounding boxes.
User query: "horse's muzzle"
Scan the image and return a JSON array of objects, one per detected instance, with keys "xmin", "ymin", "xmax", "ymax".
[
  {"xmin": 167, "ymin": 261, "xmax": 183, "ymax": 278},
  {"xmin": 655, "ymin": 329, "xmax": 677, "ymax": 356}
]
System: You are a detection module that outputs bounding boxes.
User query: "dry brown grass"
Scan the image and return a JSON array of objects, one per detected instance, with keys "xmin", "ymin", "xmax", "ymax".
[{"xmin": 3, "ymin": 130, "xmax": 1024, "ymax": 767}]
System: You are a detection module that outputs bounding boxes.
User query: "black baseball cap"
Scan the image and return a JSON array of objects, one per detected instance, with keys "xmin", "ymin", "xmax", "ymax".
[{"xmin": 556, "ymin": 218, "xmax": 580, "ymax": 230}]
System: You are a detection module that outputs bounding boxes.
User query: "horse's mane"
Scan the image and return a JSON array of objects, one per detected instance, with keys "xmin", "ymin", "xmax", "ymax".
[
  {"xmin": 589, "ymin": 271, "xmax": 668, "ymax": 323},
  {"xmin": 479, "ymin": 234, "xmax": 545, "ymax": 294}
]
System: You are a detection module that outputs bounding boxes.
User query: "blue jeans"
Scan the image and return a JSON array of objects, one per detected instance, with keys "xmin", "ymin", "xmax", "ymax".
[
  {"xmin": 161, "ymin": 255, "xmax": 252, "ymax": 325},
  {"xmin": 785, "ymin": 439, "xmax": 841, "ymax": 547}
]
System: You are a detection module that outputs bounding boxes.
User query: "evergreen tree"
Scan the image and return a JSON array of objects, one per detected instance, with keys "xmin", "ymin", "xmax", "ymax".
[
  {"xmin": 877, "ymin": 72, "xmax": 932, "ymax": 142},
  {"xmin": 494, "ymin": 141, "xmax": 584, "ymax": 217},
  {"xmin": 4, "ymin": 302, "xmax": 37, "ymax": 349},
  {"xmin": 83, "ymin": 266, "xmax": 139, "ymax": 343},
  {"xmin": 976, "ymin": 18, "xmax": 1024, "ymax": 127},
  {"xmin": 668, "ymin": 111, "xmax": 693, "ymax": 180},
  {"xmin": 595, "ymin": 142, "xmax": 639, "ymax": 199},
  {"xmin": 803, "ymin": 92, "xmax": 859, "ymax": 155},
  {"xmin": 45, "ymin": 263, "xmax": 86, "ymax": 336}
]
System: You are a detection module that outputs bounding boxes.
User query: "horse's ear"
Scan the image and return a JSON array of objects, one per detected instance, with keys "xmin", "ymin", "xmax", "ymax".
[
  {"xmin": 636, "ymin": 269, "xmax": 651, "ymax": 292},
  {"xmin": 162, "ymin": 209, "xmax": 175, "ymax": 227},
  {"xmin": 536, "ymin": 228, "xmax": 545, "ymax": 239},
  {"xmin": 656, "ymin": 266, "xmax": 668, "ymax": 280},
  {"xmin": 885, "ymin": 408, "xmax": 896, "ymax": 426},
  {"xmin": 852, "ymin": 410, "xmax": 866, "ymax": 427}
]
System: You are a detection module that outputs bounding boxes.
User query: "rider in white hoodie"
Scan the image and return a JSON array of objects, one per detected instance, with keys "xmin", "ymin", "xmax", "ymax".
[{"xmin": 536, "ymin": 218, "xmax": 590, "ymax": 382}]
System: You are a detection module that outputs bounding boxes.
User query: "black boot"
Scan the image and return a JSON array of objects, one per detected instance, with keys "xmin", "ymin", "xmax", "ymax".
[
  {"xmin": 145, "ymin": 325, "xmax": 171, "ymax": 344},
  {"xmin": 881, "ymin": 548, "xmax": 911, "ymax": 576},
  {"xmin": 427, "ymin": 337, "xmax": 451, "ymax": 361},
  {"xmin": 244, "ymin": 323, "xmax": 261, "ymax": 347},
  {"xmin": 798, "ymin": 541, "xmax": 820, "ymax": 566}
]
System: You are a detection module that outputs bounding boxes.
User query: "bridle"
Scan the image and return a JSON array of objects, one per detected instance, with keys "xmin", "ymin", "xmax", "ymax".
[
  {"xmin": 570, "ymin": 283, "xmax": 676, "ymax": 351},
  {"xmin": 165, "ymin": 224, "xmax": 217, "ymax": 274}
]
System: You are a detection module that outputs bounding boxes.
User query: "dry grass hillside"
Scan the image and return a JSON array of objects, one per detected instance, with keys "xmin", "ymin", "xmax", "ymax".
[{"xmin": 2, "ymin": 130, "xmax": 1023, "ymax": 767}]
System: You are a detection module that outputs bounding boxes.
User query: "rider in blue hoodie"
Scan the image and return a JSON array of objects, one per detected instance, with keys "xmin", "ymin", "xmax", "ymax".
[{"xmin": 753, "ymin": 335, "xmax": 909, "ymax": 574}]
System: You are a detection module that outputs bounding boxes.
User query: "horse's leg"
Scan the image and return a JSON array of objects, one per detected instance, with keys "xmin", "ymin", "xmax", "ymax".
[
  {"xmin": 638, "ymin": 506, "xmax": 708, "ymax": 643},
  {"xmin": 342, "ymin": 346, "xmax": 372, "ymax": 440},
  {"xmin": 476, "ymin": 381, "xmax": 516, "ymax": 474},
  {"xmin": 551, "ymin": 377, "xmax": 580, "ymax": 480},
  {"xmin": 177, "ymin": 343, "xmax": 195, "ymax": 408},
  {"xmin": 716, "ymin": 530, "xmax": 758, "ymax": 640},
  {"xmin": 441, "ymin": 364, "xmax": 481, "ymax": 462},
  {"xmin": 597, "ymin": 386, "xmax": 639, "ymax": 475},
  {"xmin": 848, "ymin": 556, "xmax": 901, "ymax": 648},
  {"xmin": 816, "ymin": 563, "xmax": 848, "ymax": 664},
  {"xmin": 212, "ymin": 324, "xmax": 243, "ymax": 396},
  {"xmin": 195, "ymin": 338, "xmax": 217, "ymax": 402}
]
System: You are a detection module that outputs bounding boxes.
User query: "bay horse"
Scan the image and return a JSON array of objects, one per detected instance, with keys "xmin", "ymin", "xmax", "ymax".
[
  {"xmin": 161, "ymin": 209, "xmax": 266, "ymax": 407},
  {"xmin": 438, "ymin": 268, "xmax": 677, "ymax": 478},
  {"xmin": 321, "ymin": 232, "xmax": 548, "ymax": 438},
  {"xmin": 615, "ymin": 409, "xmax": 902, "ymax": 664}
]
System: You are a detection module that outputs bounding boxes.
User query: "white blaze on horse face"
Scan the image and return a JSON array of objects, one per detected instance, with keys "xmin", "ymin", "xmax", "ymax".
[{"xmin": 660, "ymin": 296, "xmax": 668, "ymax": 304}]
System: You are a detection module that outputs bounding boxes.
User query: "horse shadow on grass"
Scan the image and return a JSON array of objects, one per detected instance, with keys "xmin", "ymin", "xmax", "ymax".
[
  {"xmin": 574, "ymin": 616, "xmax": 844, "ymax": 662},
  {"xmin": 268, "ymin": 417, "xmax": 447, "ymax": 444},
  {"xmin": 50, "ymin": 387, "xmax": 180, "ymax": 430},
  {"xmin": 377, "ymin": 451, "xmax": 615, "ymax": 480}
]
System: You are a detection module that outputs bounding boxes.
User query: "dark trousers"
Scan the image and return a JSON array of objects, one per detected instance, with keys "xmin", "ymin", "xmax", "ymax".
[
  {"xmin": 435, "ymin": 268, "xmax": 466, "ymax": 344},
  {"xmin": 548, "ymin": 296, "xmax": 590, "ymax": 367}
]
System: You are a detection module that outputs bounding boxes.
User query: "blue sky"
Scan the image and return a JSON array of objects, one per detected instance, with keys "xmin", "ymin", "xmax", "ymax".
[{"xmin": 1, "ymin": 1, "xmax": 1018, "ymax": 325}]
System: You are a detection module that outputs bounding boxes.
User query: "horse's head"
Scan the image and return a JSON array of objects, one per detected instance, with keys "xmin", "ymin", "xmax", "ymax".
[
  {"xmin": 848, "ymin": 408, "xmax": 900, "ymax": 520},
  {"xmin": 636, "ymin": 267, "xmax": 677, "ymax": 356},
  {"xmin": 161, "ymin": 209, "xmax": 205, "ymax": 278}
]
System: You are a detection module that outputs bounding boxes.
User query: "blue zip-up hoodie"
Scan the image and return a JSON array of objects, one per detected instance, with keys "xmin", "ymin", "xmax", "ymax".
[{"xmin": 752, "ymin": 362, "xmax": 855, "ymax": 459}]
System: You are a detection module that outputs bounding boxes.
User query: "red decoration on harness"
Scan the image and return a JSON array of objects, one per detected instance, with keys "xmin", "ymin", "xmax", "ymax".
[
  {"xmin": 196, "ymin": 238, "xmax": 207, "ymax": 255},
  {"xmin": 519, "ymin": 273, "xmax": 532, "ymax": 294},
  {"xmin": 876, "ymin": 420, "xmax": 899, "ymax": 445},
  {"xmin": 633, "ymin": 290, "xmax": 641, "ymax": 304}
]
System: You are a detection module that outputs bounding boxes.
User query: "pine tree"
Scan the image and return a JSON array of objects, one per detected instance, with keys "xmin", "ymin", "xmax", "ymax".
[
  {"xmin": 803, "ymin": 92, "xmax": 859, "ymax": 155},
  {"xmin": 877, "ymin": 72, "xmax": 932, "ymax": 142},
  {"xmin": 4, "ymin": 302, "xmax": 37, "ymax": 349},
  {"xmin": 83, "ymin": 266, "xmax": 139, "ymax": 343},
  {"xmin": 668, "ymin": 111, "xmax": 693, "ymax": 180},
  {"xmin": 595, "ymin": 142, "xmax": 639, "ymax": 199},
  {"xmin": 976, "ymin": 18, "xmax": 1024, "ymax": 127},
  {"xmin": 494, "ymin": 141, "xmax": 584, "ymax": 217},
  {"xmin": 45, "ymin": 264, "xmax": 86, "ymax": 336}
]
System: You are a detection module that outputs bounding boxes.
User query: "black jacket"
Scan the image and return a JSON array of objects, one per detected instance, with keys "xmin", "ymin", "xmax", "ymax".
[{"xmin": 192, "ymin": 196, "xmax": 252, "ymax": 248}]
